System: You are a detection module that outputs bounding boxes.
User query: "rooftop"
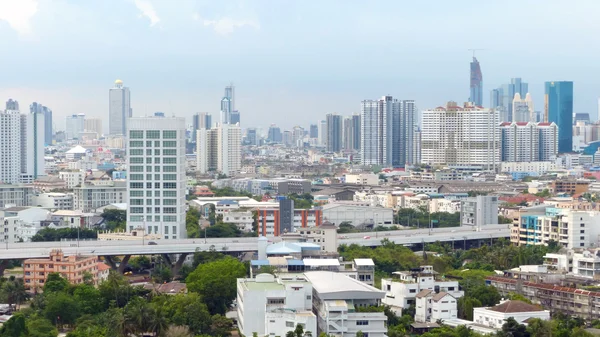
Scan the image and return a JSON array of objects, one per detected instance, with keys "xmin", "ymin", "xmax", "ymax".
[
  {"xmin": 304, "ymin": 271, "xmax": 384, "ymax": 299},
  {"xmin": 354, "ymin": 258, "xmax": 375, "ymax": 266},
  {"xmin": 488, "ymin": 300, "xmax": 543, "ymax": 313}
]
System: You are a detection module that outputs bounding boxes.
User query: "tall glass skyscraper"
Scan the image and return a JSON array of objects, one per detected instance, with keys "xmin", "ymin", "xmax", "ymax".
[
  {"xmin": 469, "ymin": 57, "xmax": 483, "ymax": 106},
  {"xmin": 545, "ymin": 81, "xmax": 573, "ymax": 153},
  {"xmin": 490, "ymin": 78, "xmax": 529, "ymax": 122},
  {"xmin": 109, "ymin": 79, "xmax": 131, "ymax": 136}
]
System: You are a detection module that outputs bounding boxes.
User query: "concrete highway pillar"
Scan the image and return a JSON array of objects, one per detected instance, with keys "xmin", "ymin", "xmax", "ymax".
[
  {"xmin": 103, "ymin": 256, "xmax": 118, "ymax": 270},
  {"xmin": 171, "ymin": 253, "xmax": 189, "ymax": 277},
  {"xmin": 103, "ymin": 255, "xmax": 131, "ymax": 274},
  {"xmin": 118, "ymin": 255, "xmax": 131, "ymax": 274}
]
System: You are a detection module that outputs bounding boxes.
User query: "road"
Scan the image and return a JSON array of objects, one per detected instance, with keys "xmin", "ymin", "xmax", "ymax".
[{"xmin": 0, "ymin": 225, "xmax": 510, "ymax": 260}]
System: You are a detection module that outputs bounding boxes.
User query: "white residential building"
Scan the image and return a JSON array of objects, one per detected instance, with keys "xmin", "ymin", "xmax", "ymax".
[
  {"xmin": 544, "ymin": 249, "xmax": 600, "ymax": 278},
  {"xmin": 500, "ymin": 122, "xmax": 558, "ymax": 162},
  {"xmin": 237, "ymin": 273, "xmax": 316, "ymax": 337},
  {"xmin": 109, "ymin": 79, "xmax": 131, "ymax": 136},
  {"xmin": 59, "ymin": 171, "xmax": 86, "ymax": 189},
  {"xmin": 304, "ymin": 271, "xmax": 387, "ymax": 337},
  {"xmin": 72, "ymin": 181, "xmax": 126, "ymax": 212},
  {"xmin": 512, "ymin": 93, "xmax": 534, "ymax": 123},
  {"xmin": 460, "ymin": 196, "xmax": 499, "ymax": 227},
  {"xmin": 429, "ymin": 198, "xmax": 461, "ymax": 214},
  {"xmin": 472, "ymin": 300, "xmax": 549, "ymax": 329},
  {"xmin": 345, "ymin": 173, "xmax": 379, "ymax": 185},
  {"xmin": 0, "ymin": 101, "xmax": 22, "ymax": 184},
  {"xmin": 127, "ymin": 116, "xmax": 187, "ymax": 239},
  {"xmin": 360, "ymin": 96, "xmax": 415, "ymax": 167},
  {"xmin": 415, "ymin": 290, "xmax": 458, "ymax": 323},
  {"xmin": 296, "ymin": 222, "xmax": 339, "ymax": 254},
  {"xmin": 32, "ymin": 193, "xmax": 73, "ymax": 210},
  {"xmin": 421, "ymin": 101, "xmax": 500, "ymax": 170},
  {"xmin": 322, "ymin": 203, "xmax": 393, "ymax": 228},
  {"xmin": 84, "ymin": 118, "xmax": 103, "ymax": 135},
  {"xmin": 197, "ymin": 123, "xmax": 241, "ymax": 176},
  {"xmin": 65, "ymin": 114, "xmax": 85, "ymax": 140},
  {"xmin": 223, "ymin": 210, "xmax": 254, "ymax": 232},
  {"xmin": 20, "ymin": 107, "xmax": 46, "ymax": 183},
  {"xmin": 381, "ymin": 266, "xmax": 464, "ymax": 313},
  {"xmin": 500, "ymin": 162, "xmax": 559, "ymax": 176}
]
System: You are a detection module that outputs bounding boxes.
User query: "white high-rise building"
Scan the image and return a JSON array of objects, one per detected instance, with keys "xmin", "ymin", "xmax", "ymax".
[
  {"xmin": 127, "ymin": 116, "xmax": 186, "ymax": 239},
  {"xmin": 109, "ymin": 79, "xmax": 131, "ymax": 136},
  {"xmin": 318, "ymin": 120, "xmax": 327, "ymax": 147},
  {"xmin": 421, "ymin": 101, "xmax": 500, "ymax": 170},
  {"xmin": 65, "ymin": 114, "xmax": 85, "ymax": 140},
  {"xmin": 196, "ymin": 123, "xmax": 241, "ymax": 176},
  {"xmin": 21, "ymin": 107, "xmax": 45, "ymax": 183},
  {"xmin": 512, "ymin": 93, "xmax": 534, "ymax": 122},
  {"xmin": 500, "ymin": 121, "xmax": 558, "ymax": 162},
  {"xmin": 84, "ymin": 118, "xmax": 103, "ymax": 135},
  {"xmin": 0, "ymin": 100, "xmax": 22, "ymax": 184},
  {"xmin": 360, "ymin": 96, "xmax": 415, "ymax": 167}
]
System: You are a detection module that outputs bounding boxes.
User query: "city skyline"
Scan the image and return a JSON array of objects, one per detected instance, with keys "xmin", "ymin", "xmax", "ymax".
[{"xmin": 1, "ymin": 1, "xmax": 600, "ymax": 130}]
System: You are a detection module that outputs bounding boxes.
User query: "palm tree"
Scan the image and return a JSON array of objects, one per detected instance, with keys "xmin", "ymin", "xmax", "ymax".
[
  {"xmin": 149, "ymin": 305, "xmax": 169, "ymax": 337},
  {"xmin": 0, "ymin": 278, "xmax": 28, "ymax": 310},
  {"xmin": 124, "ymin": 298, "xmax": 151, "ymax": 335}
]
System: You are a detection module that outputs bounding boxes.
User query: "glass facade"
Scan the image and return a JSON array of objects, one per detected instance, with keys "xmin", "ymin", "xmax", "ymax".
[{"xmin": 545, "ymin": 81, "xmax": 573, "ymax": 153}]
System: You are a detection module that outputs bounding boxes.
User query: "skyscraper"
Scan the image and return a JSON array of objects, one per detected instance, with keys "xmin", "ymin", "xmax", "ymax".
[
  {"xmin": 352, "ymin": 114, "xmax": 361, "ymax": 151},
  {"xmin": 512, "ymin": 93, "xmax": 534, "ymax": 123},
  {"xmin": 230, "ymin": 111, "xmax": 240, "ymax": 125},
  {"xmin": 192, "ymin": 113, "xmax": 212, "ymax": 142},
  {"xmin": 30, "ymin": 102, "xmax": 52, "ymax": 145},
  {"xmin": 491, "ymin": 78, "xmax": 529, "ymax": 121},
  {"xmin": 318, "ymin": 120, "xmax": 327, "ymax": 146},
  {"xmin": 469, "ymin": 57, "xmax": 483, "ymax": 106},
  {"xmin": 246, "ymin": 128, "xmax": 258, "ymax": 146},
  {"xmin": 500, "ymin": 121, "xmax": 558, "ymax": 162},
  {"xmin": 309, "ymin": 124, "xmax": 319, "ymax": 139},
  {"xmin": 343, "ymin": 117, "xmax": 354, "ymax": 151},
  {"xmin": 65, "ymin": 114, "xmax": 85, "ymax": 140},
  {"xmin": 109, "ymin": 79, "xmax": 131, "ymax": 136},
  {"xmin": 545, "ymin": 81, "xmax": 574, "ymax": 153},
  {"xmin": 325, "ymin": 113, "xmax": 343, "ymax": 152},
  {"xmin": 196, "ymin": 123, "xmax": 241, "ymax": 176},
  {"xmin": 0, "ymin": 100, "xmax": 23, "ymax": 184},
  {"xmin": 421, "ymin": 101, "xmax": 500, "ymax": 170},
  {"xmin": 292, "ymin": 126, "xmax": 304, "ymax": 147},
  {"xmin": 360, "ymin": 96, "xmax": 414, "ymax": 167},
  {"xmin": 127, "ymin": 116, "xmax": 187, "ymax": 239},
  {"xmin": 21, "ymin": 107, "xmax": 45, "ymax": 182},
  {"xmin": 220, "ymin": 83, "xmax": 235, "ymax": 124},
  {"xmin": 84, "ymin": 118, "xmax": 103, "ymax": 135},
  {"xmin": 267, "ymin": 124, "xmax": 282, "ymax": 143}
]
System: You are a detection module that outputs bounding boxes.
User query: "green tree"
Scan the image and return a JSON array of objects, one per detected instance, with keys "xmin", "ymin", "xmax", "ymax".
[
  {"xmin": 286, "ymin": 331, "xmax": 296, "ymax": 337},
  {"xmin": 43, "ymin": 273, "xmax": 70, "ymax": 293},
  {"xmin": 128, "ymin": 256, "xmax": 151, "ymax": 272},
  {"xmin": 186, "ymin": 256, "xmax": 246, "ymax": 315},
  {"xmin": 26, "ymin": 317, "xmax": 58, "ymax": 337},
  {"xmin": 0, "ymin": 277, "xmax": 27, "ymax": 310},
  {"xmin": 31, "ymin": 228, "xmax": 97, "ymax": 242},
  {"xmin": 0, "ymin": 312, "xmax": 26, "ymax": 337},
  {"xmin": 294, "ymin": 323, "xmax": 304, "ymax": 337},
  {"xmin": 44, "ymin": 292, "xmax": 81, "ymax": 327},
  {"xmin": 101, "ymin": 209, "xmax": 127, "ymax": 231},
  {"xmin": 210, "ymin": 314, "xmax": 233, "ymax": 337},
  {"xmin": 526, "ymin": 318, "xmax": 552, "ymax": 337},
  {"xmin": 497, "ymin": 317, "xmax": 530, "ymax": 337},
  {"xmin": 73, "ymin": 283, "xmax": 103, "ymax": 315}
]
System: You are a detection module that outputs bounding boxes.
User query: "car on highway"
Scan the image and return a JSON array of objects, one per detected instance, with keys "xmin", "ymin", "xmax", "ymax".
[
  {"xmin": 148, "ymin": 241, "xmax": 158, "ymax": 245},
  {"xmin": 363, "ymin": 236, "xmax": 371, "ymax": 239}
]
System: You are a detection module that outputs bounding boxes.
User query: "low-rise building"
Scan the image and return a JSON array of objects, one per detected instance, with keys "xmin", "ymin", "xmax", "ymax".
[
  {"xmin": 322, "ymin": 203, "xmax": 393, "ymax": 228},
  {"xmin": 415, "ymin": 290, "xmax": 458, "ymax": 323},
  {"xmin": 23, "ymin": 249, "xmax": 98, "ymax": 289},
  {"xmin": 345, "ymin": 173, "xmax": 379, "ymax": 185},
  {"xmin": 32, "ymin": 193, "xmax": 73, "ymax": 210},
  {"xmin": 72, "ymin": 181, "xmax": 126, "ymax": 212},
  {"xmin": 256, "ymin": 208, "xmax": 322, "ymax": 237},
  {"xmin": 473, "ymin": 300, "xmax": 550, "ymax": 329},
  {"xmin": 551, "ymin": 178, "xmax": 590, "ymax": 195},
  {"xmin": 0, "ymin": 185, "xmax": 34, "ymax": 207},
  {"xmin": 58, "ymin": 170, "xmax": 86, "ymax": 189},
  {"xmin": 222, "ymin": 210, "xmax": 254, "ymax": 232},
  {"xmin": 460, "ymin": 195, "xmax": 499, "ymax": 227},
  {"xmin": 32, "ymin": 176, "xmax": 67, "ymax": 192},
  {"xmin": 294, "ymin": 222, "xmax": 338, "ymax": 253},
  {"xmin": 381, "ymin": 265, "xmax": 464, "ymax": 313}
]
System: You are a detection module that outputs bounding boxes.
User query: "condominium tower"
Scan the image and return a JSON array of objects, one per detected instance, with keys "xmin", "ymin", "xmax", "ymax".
[
  {"xmin": 421, "ymin": 101, "xmax": 500, "ymax": 170},
  {"xmin": 30, "ymin": 102, "xmax": 52, "ymax": 145},
  {"xmin": 500, "ymin": 122, "xmax": 558, "ymax": 162},
  {"xmin": 127, "ymin": 116, "xmax": 187, "ymax": 239},
  {"xmin": 109, "ymin": 79, "xmax": 132, "ymax": 136},
  {"xmin": 469, "ymin": 57, "xmax": 483, "ymax": 107},
  {"xmin": 197, "ymin": 123, "xmax": 242, "ymax": 176},
  {"xmin": 325, "ymin": 113, "xmax": 343, "ymax": 152},
  {"xmin": 545, "ymin": 81, "xmax": 573, "ymax": 153},
  {"xmin": 491, "ymin": 78, "xmax": 529, "ymax": 121}
]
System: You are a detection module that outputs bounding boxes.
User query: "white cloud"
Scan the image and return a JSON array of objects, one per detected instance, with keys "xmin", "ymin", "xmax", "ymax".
[
  {"xmin": 133, "ymin": 0, "xmax": 160, "ymax": 27},
  {"xmin": 194, "ymin": 14, "xmax": 259, "ymax": 35},
  {"xmin": 0, "ymin": 0, "xmax": 38, "ymax": 35}
]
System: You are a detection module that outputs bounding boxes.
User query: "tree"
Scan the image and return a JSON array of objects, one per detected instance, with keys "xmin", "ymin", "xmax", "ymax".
[
  {"xmin": 356, "ymin": 330, "xmax": 364, "ymax": 337},
  {"xmin": 43, "ymin": 273, "xmax": 70, "ymax": 293},
  {"xmin": 101, "ymin": 209, "xmax": 127, "ymax": 231},
  {"xmin": 128, "ymin": 256, "xmax": 152, "ymax": 272},
  {"xmin": 73, "ymin": 283, "xmax": 103, "ymax": 315},
  {"xmin": 0, "ymin": 312, "xmax": 26, "ymax": 337},
  {"xmin": 526, "ymin": 318, "xmax": 552, "ymax": 337},
  {"xmin": 124, "ymin": 297, "xmax": 152, "ymax": 335},
  {"xmin": 32, "ymin": 228, "xmax": 97, "ymax": 242},
  {"xmin": 294, "ymin": 323, "xmax": 304, "ymax": 337},
  {"xmin": 186, "ymin": 256, "xmax": 246, "ymax": 315},
  {"xmin": 498, "ymin": 317, "xmax": 530, "ymax": 337},
  {"xmin": 165, "ymin": 326, "xmax": 193, "ymax": 337},
  {"xmin": 210, "ymin": 314, "xmax": 233, "ymax": 337},
  {"xmin": 0, "ymin": 277, "xmax": 27, "ymax": 310},
  {"xmin": 44, "ymin": 292, "xmax": 81, "ymax": 327},
  {"xmin": 26, "ymin": 317, "xmax": 58, "ymax": 337},
  {"xmin": 286, "ymin": 332, "xmax": 296, "ymax": 337}
]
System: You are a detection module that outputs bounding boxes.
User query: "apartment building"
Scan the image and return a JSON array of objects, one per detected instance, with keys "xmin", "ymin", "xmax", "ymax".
[
  {"xmin": 473, "ymin": 300, "xmax": 550, "ymax": 329},
  {"xmin": 0, "ymin": 185, "xmax": 33, "ymax": 207},
  {"xmin": 511, "ymin": 206, "xmax": 600, "ymax": 249},
  {"xmin": 551, "ymin": 179, "xmax": 590, "ymax": 195},
  {"xmin": 544, "ymin": 248, "xmax": 600, "ymax": 278},
  {"xmin": 212, "ymin": 177, "xmax": 312, "ymax": 196},
  {"xmin": 31, "ymin": 193, "xmax": 73, "ymax": 210},
  {"xmin": 23, "ymin": 249, "xmax": 98, "ymax": 289},
  {"xmin": 237, "ymin": 273, "xmax": 316, "ymax": 337},
  {"xmin": 72, "ymin": 181, "xmax": 126, "ymax": 212},
  {"xmin": 222, "ymin": 210, "xmax": 254, "ymax": 232},
  {"xmin": 487, "ymin": 275, "xmax": 600, "ymax": 321},
  {"xmin": 381, "ymin": 266, "xmax": 464, "ymax": 314},
  {"xmin": 460, "ymin": 195, "xmax": 499, "ymax": 227},
  {"xmin": 415, "ymin": 290, "xmax": 458, "ymax": 323},
  {"xmin": 256, "ymin": 208, "xmax": 322, "ymax": 237},
  {"xmin": 500, "ymin": 122, "xmax": 558, "ymax": 162},
  {"xmin": 295, "ymin": 222, "xmax": 338, "ymax": 253},
  {"xmin": 304, "ymin": 271, "xmax": 388, "ymax": 337}
]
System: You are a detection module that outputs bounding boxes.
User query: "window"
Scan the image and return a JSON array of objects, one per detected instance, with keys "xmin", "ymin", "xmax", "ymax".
[
  {"xmin": 155, "ymin": 216, "xmax": 161, "ymax": 222},
  {"xmin": 130, "ymin": 215, "xmax": 143, "ymax": 221},
  {"xmin": 130, "ymin": 174, "xmax": 143, "ymax": 181},
  {"xmin": 146, "ymin": 130, "xmax": 160, "ymax": 139},
  {"xmin": 146, "ymin": 149, "xmax": 152, "ymax": 156},
  {"xmin": 130, "ymin": 149, "xmax": 143, "ymax": 155},
  {"xmin": 357, "ymin": 320, "xmax": 369, "ymax": 326},
  {"xmin": 163, "ymin": 166, "xmax": 177, "ymax": 172},
  {"xmin": 286, "ymin": 322, "xmax": 294, "ymax": 328},
  {"xmin": 164, "ymin": 207, "xmax": 177, "ymax": 214},
  {"xmin": 130, "ymin": 199, "xmax": 143, "ymax": 205},
  {"xmin": 163, "ymin": 199, "xmax": 176, "ymax": 205},
  {"xmin": 155, "ymin": 199, "xmax": 161, "ymax": 205},
  {"xmin": 163, "ymin": 149, "xmax": 177, "ymax": 155},
  {"xmin": 146, "ymin": 158, "xmax": 153, "ymax": 163},
  {"xmin": 130, "ymin": 182, "xmax": 143, "ymax": 189},
  {"xmin": 146, "ymin": 141, "xmax": 152, "ymax": 147},
  {"xmin": 163, "ymin": 174, "xmax": 177, "ymax": 180},
  {"xmin": 581, "ymin": 224, "xmax": 585, "ymax": 227},
  {"xmin": 172, "ymin": 226, "xmax": 177, "ymax": 234},
  {"xmin": 154, "ymin": 166, "xmax": 161, "ymax": 172},
  {"xmin": 163, "ymin": 130, "xmax": 176, "ymax": 139},
  {"xmin": 165, "ymin": 227, "xmax": 169, "ymax": 234},
  {"xmin": 164, "ymin": 191, "xmax": 177, "ymax": 197},
  {"xmin": 130, "ymin": 157, "xmax": 144, "ymax": 164},
  {"xmin": 164, "ymin": 183, "xmax": 177, "ymax": 189},
  {"xmin": 146, "ymin": 190, "xmax": 153, "ymax": 197},
  {"xmin": 154, "ymin": 141, "xmax": 160, "ymax": 147},
  {"xmin": 146, "ymin": 199, "xmax": 152, "ymax": 205},
  {"xmin": 448, "ymin": 287, "xmax": 455, "ymax": 291},
  {"xmin": 155, "ymin": 191, "xmax": 161, "ymax": 197},
  {"xmin": 387, "ymin": 285, "xmax": 391, "ymax": 291},
  {"xmin": 129, "ymin": 141, "xmax": 143, "ymax": 147},
  {"xmin": 154, "ymin": 149, "xmax": 160, "ymax": 155},
  {"xmin": 130, "ymin": 191, "xmax": 143, "ymax": 197},
  {"xmin": 581, "ymin": 230, "xmax": 585, "ymax": 233},
  {"xmin": 164, "ymin": 158, "xmax": 176, "ymax": 164},
  {"xmin": 267, "ymin": 298, "xmax": 285, "ymax": 304},
  {"xmin": 154, "ymin": 158, "xmax": 161, "ymax": 164},
  {"xmin": 130, "ymin": 166, "xmax": 143, "ymax": 172},
  {"xmin": 130, "ymin": 130, "xmax": 143, "ymax": 139},
  {"xmin": 146, "ymin": 166, "xmax": 152, "ymax": 172},
  {"xmin": 409, "ymin": 289, "xmax": 416, "ymax": 293},
  {"xmin": 306, "ymin": 295, "xmax": 312, "ymax": 300},
  {"xmin": 164, "ymin": 216, "xmax": 177, "ymax": 222},
  {"xmin": 130, "ymin": 207, "xmax": 144, "ymax": 214},
  {"xmin": 146, "ymin": 174, "xmax": 152, "ymax": 180}
]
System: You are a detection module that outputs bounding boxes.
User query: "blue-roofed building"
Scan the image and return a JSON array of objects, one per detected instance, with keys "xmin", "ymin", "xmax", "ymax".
[{"xmin": 215, "ymin": 199, "xmax": 239, "ymax": 214}]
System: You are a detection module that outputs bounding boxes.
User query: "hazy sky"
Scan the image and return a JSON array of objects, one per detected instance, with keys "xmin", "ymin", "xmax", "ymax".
[{"xmin": 1, "ymin": 0, "xmax": 600, "ymax": 132}]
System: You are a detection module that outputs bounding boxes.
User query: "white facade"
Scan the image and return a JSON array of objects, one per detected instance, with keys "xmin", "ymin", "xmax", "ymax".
[
  {"xmin": 59, "ymin": 171, "xmax": 86, "ymax": 189},
  {"xmin": 237, "ymin": 273, "xmax": 315, "ymax": 337},
  {"xmin": 500, "ymin": 161, "xmax": 558, "ymax": 176},
  {"xmin": 197, "ymin": 124, "xmax": 241, "ymax": 176},
  {"xmin": 296, "ymin": 224, "xmax": 339, "ymax": 254},
  {"xmin": 0, "ymin": 104, "xmax": 22, "ymax": 184},
  {"xmin": 84, "ymin": 118, "xmax": 103, "ymax": 135},
  {"xmin": 21, "ymin": 110, "xmax": 46, "ymax": 182},
  {"xmin": 415, "ymin": 290, "xmax": 458, "ymax": 323},
  {"xmin": 500, "ymin": 122, "xmax": 558, "ymax": 162},
  {"xmin": 223, "ymin": 210, "xmax": 254, "ymax": 232},
  {"xmin": 345, "ymin": 173, "xmax": 379, "ymax": 185},
  {"xmin": 109, "ymin": 80, "xmax": 131, "ymax": 136},
  {"xmin": 32, "ymin": 193, "xmax": 73, "ymax": 210},
  {"xmin": 512, "ymin": 93, "xmax": 534, "ymax": 123},
  {"xmin": 65, "ymin": 114, "xmax": 85, "ymax": 140},
  {"xmin": 421, "ymin": 101, "xmax": 500, "ymax": 170},
  {"xmin": 127, "ymin": 117, "xmax": 187, "ymax": 239},
  {"xmin": 460, "ymin": 196, "xmax": 499, "ymax": 227},
  {"xmin": 72, "ymin": 182, "xmax": 126, "ymax": 212},
  {"xmin": 429, "ymin": 198, "xmax": 461, "ymax": 214},
  {"xmin": 322, "ymin": 203, "xmax": 394, "ymax": 227},
  {"xmin": 473, "ymin": 301, "xmax": 550, "ymax": 329},
  {"xmin": 381, "ymin": 266, "xmax": 464, "ymax": 313}
]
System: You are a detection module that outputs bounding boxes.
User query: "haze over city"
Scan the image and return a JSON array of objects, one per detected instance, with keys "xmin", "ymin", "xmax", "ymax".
[{"xmin": 1, "ymin": 0, "xmax": 600, "ymax": 130}]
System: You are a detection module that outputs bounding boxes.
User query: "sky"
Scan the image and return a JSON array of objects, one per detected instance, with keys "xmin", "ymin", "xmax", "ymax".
[{"xmin": 1, "ymin": 0, "xmax": 600, "ymax": 132}]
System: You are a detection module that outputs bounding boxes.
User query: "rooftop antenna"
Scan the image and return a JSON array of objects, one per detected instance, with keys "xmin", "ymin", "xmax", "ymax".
[{"xmin": 468, "ymin": 48, "xmax": 485, "ymax": 58}]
